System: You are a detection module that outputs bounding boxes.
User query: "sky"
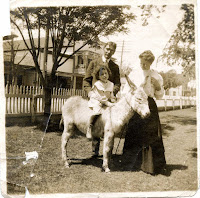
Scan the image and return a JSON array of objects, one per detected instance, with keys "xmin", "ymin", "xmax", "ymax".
[
  {"xmin": 1, "ymin": 0, "xmax": 195, "ymax": 75},
  {"xmin": 100, "ymin": 5, "xmax": 185, "ymax": 73}
]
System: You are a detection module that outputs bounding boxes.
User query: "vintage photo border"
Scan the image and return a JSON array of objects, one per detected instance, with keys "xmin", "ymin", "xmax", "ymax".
[{"xmin": 0, "ymin": 0, "xmax": 199, "ymax": 197}]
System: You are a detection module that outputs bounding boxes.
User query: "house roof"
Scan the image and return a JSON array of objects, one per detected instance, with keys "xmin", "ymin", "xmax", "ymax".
[
  {"xmin": 3, "ymin": 37, "xmax": 103, "ymax": 70},
  {"xmin": 3, "ymin": 37, "xmax": 71, "ymax": 52},
  {"xmin": 4, "ymin": 51, "xmax": 35, "ymax": 67},
  {"xmin": 3, "ymin": 37, "xmax": 103, "ymax": 54}
]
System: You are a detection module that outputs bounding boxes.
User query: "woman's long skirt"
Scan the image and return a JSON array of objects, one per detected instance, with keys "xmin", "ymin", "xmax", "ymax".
[{"xmin": 123, "ymin": 97, "xmax": 166, "ymax": 174}]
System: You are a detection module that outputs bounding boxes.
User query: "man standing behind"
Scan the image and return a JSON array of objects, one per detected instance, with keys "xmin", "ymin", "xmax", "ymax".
[{"xmin": 83, "ymin": 41, "xmax": 121, "ymax": 157}]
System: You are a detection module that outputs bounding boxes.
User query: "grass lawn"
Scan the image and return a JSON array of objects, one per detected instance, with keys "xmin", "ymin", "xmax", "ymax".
[{"xmin": 6, "ymin": 107, "xmax": 198, "ymax": 195}]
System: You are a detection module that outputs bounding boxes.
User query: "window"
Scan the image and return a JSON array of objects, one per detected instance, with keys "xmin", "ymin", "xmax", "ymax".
[
  {"xmin": 78, "ymin": 56, "xmax": 84, "ymax": 65},
  {"xmin": 17, "ymin": 75, "xmax": 23, "ymax": 86},
  {"xmin": 4, "ymin": 74, "xmax": 12, "ymax": 85},
  {"xmin": 76, "ymin": 77, "xmax": 83, "ymax": 89},
  {"xmin": 88, "ymin": 58, "xmax": 92, "ymax": 65},
  {"xmin": 57, "ymin": 76, "xmax": 72, "ymax": 89}
]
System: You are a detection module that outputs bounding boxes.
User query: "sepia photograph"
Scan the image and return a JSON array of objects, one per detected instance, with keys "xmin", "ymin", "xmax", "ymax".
[{"xmin": 0, "ymin": 0, "xmax": 199, "ymax": 197}]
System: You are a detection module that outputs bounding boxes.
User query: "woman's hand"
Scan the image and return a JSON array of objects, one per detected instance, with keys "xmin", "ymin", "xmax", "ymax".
[
  {"xmin": 110, "ymin": 97, "xmax": 117, "ymax": 103},
  {"xmin": 151, "ymin": 77, "xmax": 161, "ymax": 91},
  {"xmin": 103, "ymin": 101, "xmax": 115, "ymax": 107}
]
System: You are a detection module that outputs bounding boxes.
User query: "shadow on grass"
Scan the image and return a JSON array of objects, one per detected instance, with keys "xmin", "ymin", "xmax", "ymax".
[
  {"xmin": 71, "ymin": 157, "xmax": 103, "ymax": 169},
  {"xmin": 111, "ymin": 155, "xmax": 188, "ymax": 176},
  {"xmin": 161, "ymin": 124, "xmax": 174, "ymax": 136},
  {"xmin": 68, "ymin": 154, "xmax": 188, "ymax": 177},
  {"xmin": 154, "ymin": 164, "xmax": 188, "ymax": 177},
  {"xmin": 160, "ymin": 112, "xmax": 196, "ymax": 137},
  {"xmin": 162, "ymin": 114, "xmax": 196, "ymax": 126},
  {"xmin": 187, "ymin": 148, "xmax": 197, "ymax": 158},
  {"xmin": 172, "ymin": 116, "xmax": 196, "ymax": 125}
]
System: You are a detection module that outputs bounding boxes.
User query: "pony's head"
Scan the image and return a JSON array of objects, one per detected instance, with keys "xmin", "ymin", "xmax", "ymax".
[{"xmin": 124, "ymin": 74, "xmax": 150, "ymax": 118}]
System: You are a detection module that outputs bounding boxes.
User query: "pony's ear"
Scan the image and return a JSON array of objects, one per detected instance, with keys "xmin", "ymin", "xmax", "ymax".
[{"xmin": 125, "ymin": 74, "xmax": 137, "ymax": 90}]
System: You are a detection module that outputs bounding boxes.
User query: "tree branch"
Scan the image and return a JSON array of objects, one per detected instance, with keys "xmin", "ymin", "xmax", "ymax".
[
  {"xmin": 58, "ymin": 40, "xmax": 89, "ymax": 67},
  {"xmin": 24, "ymin": 11, "xmax": 36, "ymax": 56},
  {"xmin": 57, "ymin": 37, "xmax": 73, "ymax": 64},
  {"xmin": 36, "ymin": 17, "xmax": 41, "ymax": 57},
  {"xmin": 15, "ymin": 8, "xmax": 45, "ymax": 85},
  {"xmin": 17, "ymin": 52, "xmax": 28, "ymax": 65},
  {"xmin": 10, "ymin": 18, "xmax": 33, "ymax": 56},
  {"xmin": 55, "ymin": 21, "xmax": 66, "ymax": 62}
]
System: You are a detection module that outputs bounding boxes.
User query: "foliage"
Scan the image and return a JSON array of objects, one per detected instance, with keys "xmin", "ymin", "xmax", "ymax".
[
  {"xmin": 10, "ymin": 6, "xmax": 135, "ymax": 85},
  {"xmin": 10, "ymin": 6, "xmax": 135, "ymax": 115},
  {"xmin": 139, "ymin": 4, "xmax": 195, "ymax": 79},
  {"xmin": 159, "ymin": 69, "xmax": 188, "ymax": 90},
  {"xmin": 138, "ymin": 5, "xmax": 166, "ymax": 26},
  {"xmin": 161, "ymin": 4, "xmax": 195, "ymax": 78}
]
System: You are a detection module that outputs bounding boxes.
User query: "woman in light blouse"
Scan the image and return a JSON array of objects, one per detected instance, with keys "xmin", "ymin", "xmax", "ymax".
[{"xmin": 123, "ymin": 50, "xmax": 166, "ymax": 175}]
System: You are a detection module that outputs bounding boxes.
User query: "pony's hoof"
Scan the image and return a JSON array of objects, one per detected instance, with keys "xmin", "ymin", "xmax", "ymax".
[
  {"xmin": 103, "ymin": 167, "xmax": 110, "ymax": 173},
  {"xmin": 105, "ymin": 168, "xmax": 111, "ymax": 173}
]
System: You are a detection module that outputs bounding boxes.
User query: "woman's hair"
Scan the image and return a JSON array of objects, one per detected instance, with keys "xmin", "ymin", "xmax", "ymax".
[
  {"xmin": 93, "ymin": 65, "xmax": 112, "ymax": 80},
  {"xmin": 139, "ymin": 50, "xmax": 155, "ymax": 64}
]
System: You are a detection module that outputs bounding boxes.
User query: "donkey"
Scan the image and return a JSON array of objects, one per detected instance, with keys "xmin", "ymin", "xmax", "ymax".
[{"xmin": 61, "ymin": 75, "xmax": 150, "ymax": 173}]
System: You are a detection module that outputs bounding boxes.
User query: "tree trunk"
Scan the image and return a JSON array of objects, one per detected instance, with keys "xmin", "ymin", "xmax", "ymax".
[
  {"xmin": 42, "ymin": 73, "xmax": 57, "ymax": 131},
  {"xmin": 44, "ymin": 86, "xmax": 52, "ymax": 115},
  {"xmin": 42, "ymin": 84, "xmax": 52, "ymax": 131},
  {"xmin": 42, "ymin": 74, "xmax": 53, "ymax": 131}
]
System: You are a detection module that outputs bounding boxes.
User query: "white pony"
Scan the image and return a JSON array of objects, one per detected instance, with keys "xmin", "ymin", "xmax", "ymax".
[{"xmin": 61, "ymin": 75, "xmax": 150, "ymax": 172}]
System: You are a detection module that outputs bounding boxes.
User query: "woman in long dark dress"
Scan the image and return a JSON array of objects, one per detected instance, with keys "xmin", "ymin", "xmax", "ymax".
[{"xmin": 123, "ymin": 50, "xmax": 166, "ymax": 175}]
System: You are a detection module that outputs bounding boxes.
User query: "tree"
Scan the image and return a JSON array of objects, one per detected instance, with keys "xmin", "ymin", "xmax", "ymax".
[
  {"xmin": 138, "ymin": 5, "xmax": 166, "ymax": 26},
  {"xmin": 160, "ymin": 4, "xmax": 195, "ymax": 78},
  {"xmin": 139, "ymin": 4, "xmax": 195, "ymax": 78},
  {"xmin": 159, "ymin": 70, "xmax": 188, "ymax": 90},
  {"xmin": 10, "ymin": 6, "xmax": 135, "ymax": 121}
]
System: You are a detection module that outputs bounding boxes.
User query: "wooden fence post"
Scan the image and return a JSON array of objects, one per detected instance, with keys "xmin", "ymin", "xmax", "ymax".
[
  {"xmin": 164, "ymin": 99, "xmax": 167, "ymax": 111},
  {"xmin": 31, "ymin": 94, "xmax": 37, "ymax": 123},
  {"xmin": 172, "ymin": 99, "xmax": 175, "ymax": 110},
  {"xmin": 180, "ymin": 97, "xmax": 182, "ymax": 109}
]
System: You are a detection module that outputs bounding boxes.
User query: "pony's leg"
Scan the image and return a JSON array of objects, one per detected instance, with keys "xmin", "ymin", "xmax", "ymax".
[
  {"xmin": 61, "ymin": 122, "xmax": 74, "ymax": 168},
  {"xmin": 102, "ymin": 127, "xmax": 114, "ymax": 173}
]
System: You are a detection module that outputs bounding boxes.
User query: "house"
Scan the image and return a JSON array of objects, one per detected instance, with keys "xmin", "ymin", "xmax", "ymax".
[
  {"xmin": 3, "ymin": 36, "xmax": 102, "ymax": 89},
  {"xmin": 164, "ymin": 86, "xmax": 183, "ymax": 97}
]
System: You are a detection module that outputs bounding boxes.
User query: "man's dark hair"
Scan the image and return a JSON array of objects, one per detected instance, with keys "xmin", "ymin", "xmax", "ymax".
[{"xmin": 103, "ymin": 42, "xmax": 117, "ymax": 51}]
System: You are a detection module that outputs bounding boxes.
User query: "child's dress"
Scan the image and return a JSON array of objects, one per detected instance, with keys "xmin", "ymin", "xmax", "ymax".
[{"xmin": 88, "ymin": 80, "xmax": 115, "ymax": 114}]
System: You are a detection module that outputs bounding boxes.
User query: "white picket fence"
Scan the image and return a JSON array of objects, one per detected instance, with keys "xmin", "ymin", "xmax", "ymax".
[
  {"xmin": 5, "ymin": 84, "xmax": 196, "ymax": 117},
  {"xmin": 156, "ymin": 96, "xmax": 196, "ymax": 111},
  {"xmin": 5, "ymin": 84, "xmax": 87, "ymax": 115}
]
